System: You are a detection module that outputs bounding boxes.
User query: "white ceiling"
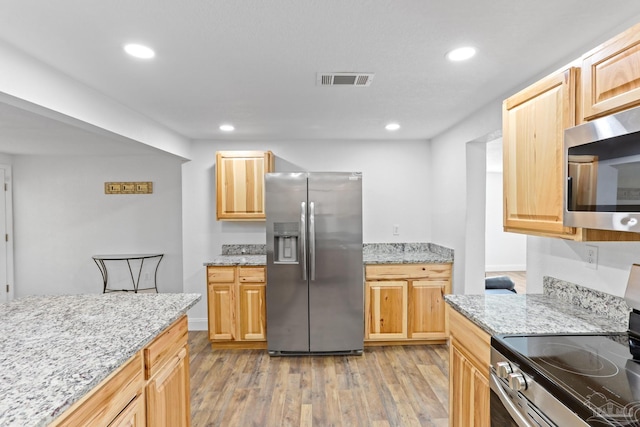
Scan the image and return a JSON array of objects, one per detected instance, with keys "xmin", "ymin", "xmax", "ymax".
[{"xmin": 1, "ymin": 1, "xmax": 640, "ymax": 155}]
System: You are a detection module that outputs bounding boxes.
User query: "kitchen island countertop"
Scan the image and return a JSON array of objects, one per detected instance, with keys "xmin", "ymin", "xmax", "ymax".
[{"xmin": 0, "ymin": 292, "xmax": 200, "ymax": 427}]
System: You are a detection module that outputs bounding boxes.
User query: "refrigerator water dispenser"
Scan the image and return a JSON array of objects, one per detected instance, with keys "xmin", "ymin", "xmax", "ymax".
[{"xmin": 273, "ymin": 222, "xmax": 299, "ymax": 263}]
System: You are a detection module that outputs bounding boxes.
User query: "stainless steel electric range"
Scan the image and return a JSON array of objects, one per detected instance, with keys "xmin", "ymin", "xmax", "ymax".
[{"xmin": 490, "ymin": 266, "xmax": 640, "ymax": 427}]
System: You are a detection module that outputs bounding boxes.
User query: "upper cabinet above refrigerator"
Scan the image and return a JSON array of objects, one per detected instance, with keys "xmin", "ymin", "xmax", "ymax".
[{"xmin": 216, "ymin": 151, "xmax": 274, "ymax": 221}]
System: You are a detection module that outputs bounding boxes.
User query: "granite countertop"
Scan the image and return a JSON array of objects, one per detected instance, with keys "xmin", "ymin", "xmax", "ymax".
[
  {"xmin": 0, "ymin": 293, "xmax": 201, "ymax": 427},
  {"xmin": 362, "ymin": 250, "xmax": 452, "ymax": 264},
  {"xmin": 445, "ymin": 277, "xmax": 629, "ymax": 336},
  {"xmin": 204, "ymin": 254, "xmax": 266, "ymax": 266},
  {"xmin": 204, "ymin": 242, "xmax": 455, "ymax": 266}
]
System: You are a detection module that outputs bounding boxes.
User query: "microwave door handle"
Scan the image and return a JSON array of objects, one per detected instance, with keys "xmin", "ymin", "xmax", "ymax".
[
  {"xmin": 567, "ymin": 176, "xmax": 573, "ymax": 211},
  {"xmin": 489, "ymin": 373, "xmax": 535, "ymax": 427},
  {"xmin": 300, "ymin": 201, "xmax": 307, "ymax": 281}
]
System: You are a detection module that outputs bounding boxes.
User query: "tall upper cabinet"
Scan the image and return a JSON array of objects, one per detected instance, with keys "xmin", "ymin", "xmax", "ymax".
[
  {"xmin": 503, "ymin": 69, "xmax": 577, "ymax": 238},
  {"xmin": 216, "ymin": 151, "xmax": 274, "ymax": 221},
  {"xmin": 503, "ymin": 22, "xmax": 640, "ymax": 241}
]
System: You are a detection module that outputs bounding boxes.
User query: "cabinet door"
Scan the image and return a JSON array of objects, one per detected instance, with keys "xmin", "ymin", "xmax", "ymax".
[
  {"xmin": 582, "ymin": 22, "xmax": 640, "ymax": 121},
  {"xmin": 108, "ymin": 393, "xmax": 146, "ymax": 427},
  {"xmin": 409, "ymin": 280, "xmax": 447, "ymax": 339},
  {"xmin": 238, "ymin": 284, "xmax": 266, "ymax": 340},
  {"xmin": 216, "ymin": 151, "xmax": 274, "ymax": 220},
  {"xmin": 51, "ymin": 353, "xmax": 143, "ymax": 427},
  {"xmin": 450, "ymin": 342, "xmax": 489, "ymax": 427},
  {"xmin": 503, "ymin": 68, "xmax": 577, "ymax": 238},
  {"xmin": 146, "ymin": 346, "xmax": 191, "ymax": 427},
  {"xmin": 208, "ymin": 284, "xmax": 235, "ymax": 341},
  {"xmin": 365, "ymin": 281, "xmax": 408, "ymax": 340}
]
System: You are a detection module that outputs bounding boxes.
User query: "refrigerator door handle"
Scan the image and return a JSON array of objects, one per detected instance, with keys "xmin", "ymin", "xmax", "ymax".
[
  {"xmin": 300, "ymin": 201, "xmax": 307, "ymax": 280},
  {"xmin": 309, "ymin": 201, "xmax": 316, "ymax": 281}
]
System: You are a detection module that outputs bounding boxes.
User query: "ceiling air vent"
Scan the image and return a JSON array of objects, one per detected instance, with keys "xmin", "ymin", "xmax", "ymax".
[{"xmin": 317, "ymin": 72, "xmax": 374, "ymax": 87}]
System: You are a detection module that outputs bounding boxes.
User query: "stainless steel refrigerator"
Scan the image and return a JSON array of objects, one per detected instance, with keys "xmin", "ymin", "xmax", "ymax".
[{"xmin": 265, "ymin": 172, "xmax": 364, "ymax": 355}]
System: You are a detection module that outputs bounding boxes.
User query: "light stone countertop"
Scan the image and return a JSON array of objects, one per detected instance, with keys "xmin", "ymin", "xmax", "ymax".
[
  {"xmin": 204, "ymin": 254, "xmax": 266, "ymax": 266},
  {"xmin": 204, "ymin": 242, "xmax": 455, "ymax": 266},
  {"xmin": 0, "ymin": 293, "xmax": 201, "ymax": 427},
  {"xmin": 362, "ymin": 251, "xmax": 452, "ymax": 264},
  {"xmin": 445, "ymin": 277, "xmax": 629, "ymax": 336}
]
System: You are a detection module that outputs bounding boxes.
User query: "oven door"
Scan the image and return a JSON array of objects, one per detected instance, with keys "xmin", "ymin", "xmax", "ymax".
[{"xmin": 489, "ymin": 373, "xmax": 555, "ymax": 427}]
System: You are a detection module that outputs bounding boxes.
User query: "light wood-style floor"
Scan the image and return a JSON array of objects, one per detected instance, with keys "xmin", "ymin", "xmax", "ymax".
[
  {"xmin": 188, "ymin": 332, "xmax": 450, "ymax": 427},
  {"xmin": 485, "ymin": 270, "xmax": 526, "ymax": 294}
]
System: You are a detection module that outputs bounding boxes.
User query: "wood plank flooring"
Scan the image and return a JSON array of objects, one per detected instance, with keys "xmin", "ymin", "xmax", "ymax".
[{"xmin": 188, "ymin": 332, "xmax": 450, "ymax": 427}]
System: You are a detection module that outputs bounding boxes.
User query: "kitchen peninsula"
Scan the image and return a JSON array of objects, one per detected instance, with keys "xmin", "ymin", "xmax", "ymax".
[
  {"xmin": 445, "ymin": 278, "xmax": 629, "ymax": 426},
  {"xmin": 0, "ymin": 293, "xmax": 200, "ymax": 427}
]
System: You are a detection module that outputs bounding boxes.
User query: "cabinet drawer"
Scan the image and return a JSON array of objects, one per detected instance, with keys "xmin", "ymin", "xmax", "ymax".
[
  {"xmin": 448, "ymin": 307, "xmax": 490, "ymax": 377},
  {"xmin": 144, "ymin": 315, "xmax": 188, "ymax": 380},
  {"xmin": 207, "ymin": 266, "xmax": 235, "ymax": 283},
  {"xmin": 51, "ymin": 352, "xmax": 143, "ymax": 427},
  {"xmin": 238, "ymin": 266, "xmax": 266, "ymax": 283},
  {"xmin": 365, "ymin": 263, "xmax": 451, "ymax": 280}
]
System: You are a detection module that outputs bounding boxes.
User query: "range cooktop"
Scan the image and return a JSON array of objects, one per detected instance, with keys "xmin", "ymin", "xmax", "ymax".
[{"xmin": 492, "ymin": 333, "xmax": 640, "ymax": 426}]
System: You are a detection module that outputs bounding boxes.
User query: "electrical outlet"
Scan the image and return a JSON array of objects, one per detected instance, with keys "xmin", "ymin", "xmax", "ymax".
[
  {"xmin": 393, "ymin": 224, "xmax": 400, "ymax": 236},
  {"xmin": 585, "ymin": 245, "xmax": 598, "ymax": 270}
]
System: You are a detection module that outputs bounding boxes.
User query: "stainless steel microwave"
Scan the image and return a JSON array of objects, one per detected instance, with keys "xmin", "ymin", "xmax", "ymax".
[{"xmin": 564, "ymin": 105, "xmax": 640, "ymax": 232}]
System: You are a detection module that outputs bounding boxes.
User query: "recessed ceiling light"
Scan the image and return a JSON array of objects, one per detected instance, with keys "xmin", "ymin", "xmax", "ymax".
[
  {"xmin": 385, "ymin": 123, "xmax": 400, "ymax": 131},
  {"xmin": 123, "ymin": 43, "xmax": 155, "ymax": 59},
  {"xmin": 446, "ymin": 46, "xmax": 476, "ymax": 62},
  {"xmin": 219, "ymin": 124, "xmax": 235, "ymax": 132}
]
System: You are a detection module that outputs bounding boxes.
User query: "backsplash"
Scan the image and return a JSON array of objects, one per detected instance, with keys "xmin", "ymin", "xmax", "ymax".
[
  {"xmin": 221, "ymin": 244, "xmax": 266, "ymax": 255},
  {"xmin": 544, "ymin": 276, "xmax": 630, "ymax": 325}
]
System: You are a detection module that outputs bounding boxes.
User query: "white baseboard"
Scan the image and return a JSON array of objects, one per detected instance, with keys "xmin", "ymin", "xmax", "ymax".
[
  {"xmin": 486, "ymin": 264, "xmax": 526, "ymax": 272},
  {"xmin": 188, "ymin": 317, "xmax": 208, "ymax": 331}
]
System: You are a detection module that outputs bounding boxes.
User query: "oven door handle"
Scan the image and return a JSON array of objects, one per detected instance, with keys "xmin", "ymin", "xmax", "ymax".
[{"xmin": 489, "ymin": 373, "xmax": 535, "ymax": 427}]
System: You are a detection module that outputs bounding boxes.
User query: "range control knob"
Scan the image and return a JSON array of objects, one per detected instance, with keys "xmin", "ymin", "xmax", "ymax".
[
  {"xmin": 495, "ymin": 362, "xmax": 513, "ymax": 378},
  {"xmin": 508, "ymin": 373, "xmax": 527, "ymax": 391}
]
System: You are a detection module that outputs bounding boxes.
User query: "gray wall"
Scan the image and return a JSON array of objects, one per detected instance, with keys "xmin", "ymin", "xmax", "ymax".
[
  {"xmin": 182, "ymin": 138, "xmax": 432, "ymax": 329},
  {"xmin": 12, "ymin": 153, "xmax": 184, "ymax": 296}
]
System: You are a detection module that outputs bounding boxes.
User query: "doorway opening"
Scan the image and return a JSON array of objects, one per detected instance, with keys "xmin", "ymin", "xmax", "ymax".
[{"xmin": 484, "ymin": 138, "xmax": 526, "ymax": 293}]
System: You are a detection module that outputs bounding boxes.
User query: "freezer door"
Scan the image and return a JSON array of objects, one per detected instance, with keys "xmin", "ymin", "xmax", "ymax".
[
  {"xmin": 308, "ymin": 172, "xmax": 364, "ymax": 352},
  {"xmin": 265, "ymin": 173, "xmax": 310, "ymax": 352}
]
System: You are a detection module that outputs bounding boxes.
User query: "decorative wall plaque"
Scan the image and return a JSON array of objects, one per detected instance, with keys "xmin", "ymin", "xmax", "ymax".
[{"xmin": 105, "ymin": 182, "xmax": 153, "ymax": 194}]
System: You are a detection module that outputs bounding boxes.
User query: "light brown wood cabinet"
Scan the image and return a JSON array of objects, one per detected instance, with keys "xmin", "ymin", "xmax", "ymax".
[
  {"xmin": 50, "ymin": 351, "xmax": 144, "ymax": 427},
  {"xmin": 109, "ymin": 393, "xmax": 146, "ymax": 427},
  {"xmin": 364, "ymin": 263, "xmax": 451, "ymax": 345},
  {"xmin": 503, "ymin": 68, "xmax": 577, "ymax": 239},
  {"xmin": 146, "ymin": 347, "xmax": 190, "ymax": 427},
  {"xmin": 144, "ymin": 315, "xmax": 191, "ymax": 427},
  {"xmin": 52, "ymin": 315, "xmax": 191, "ymax": 427},
  {"xmin": 503, "ymin": 66, "xmax": 640, "ymax": 241},
  {"xmin": 216, "ymin": 151, "xmax": 274, "ymax": 221},
  {"xmin": 448, "ymin": 306, "xmax": 490, "ymax": 427},
  {"xmin": 206, "ymin": 265, "xmax": 267, "ymax": 348},
  {"xmin": 581, "ymin": 22, "xmax": 640, "ymax": 122},
  {"xmin": 365, "ymin": 280, "xmax": 408, "ymax": 340}
]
